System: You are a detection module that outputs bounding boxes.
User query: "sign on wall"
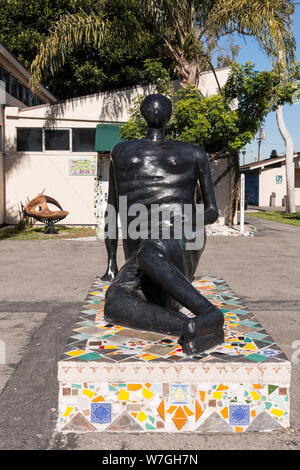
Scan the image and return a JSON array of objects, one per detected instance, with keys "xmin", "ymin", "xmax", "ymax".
[
  {"xmin": 276, "ymin": 175, "xmax": 283, "ymax": 184},
  {"xmin": 69, "ymin": 158, "xmax": 96, "ymax": 176}
]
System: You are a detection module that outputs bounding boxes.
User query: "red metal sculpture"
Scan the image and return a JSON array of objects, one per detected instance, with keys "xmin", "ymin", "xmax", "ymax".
[{"xmin": 24, "ymin": 194, "xmax": 69, "ymax": 234}]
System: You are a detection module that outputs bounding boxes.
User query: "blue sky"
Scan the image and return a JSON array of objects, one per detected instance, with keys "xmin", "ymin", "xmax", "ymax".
[{"xmin": 222, "ymin": 3, "xmax": 300, "ymax": 164}]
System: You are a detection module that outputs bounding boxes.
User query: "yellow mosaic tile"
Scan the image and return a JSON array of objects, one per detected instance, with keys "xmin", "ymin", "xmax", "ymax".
[
  {"xmin": 64, "ymin": 406, "xmax": 73, "ymax": 417},
  {"xmin": 66, "ymin": 350, "xmax": 85, "ymax": 357},
  {"xmin": 137, "ymin": 411, "xmax": 147, "ymax": 422},
  {"xmin": 271, "ymin": 408, "xmax": 284, "ymax": 418},
  {"xmin": 250, "ymin": 391, "xmax": 261, "ymax": 401},
  {"xmin": 118, "ymin": 389, "xmax": 129, "ymax": 401},
  {"xmin": 142, "ymin": 388, "xmax": 154, "ymax": 400},
  {"xmin": 83, "ymin": 389, "xmax": 95, "ymax": 399}
]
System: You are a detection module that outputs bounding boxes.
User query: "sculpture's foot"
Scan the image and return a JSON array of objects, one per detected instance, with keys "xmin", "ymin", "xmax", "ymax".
[
  {"xmin": 184, "ymin": 306, "xmax": 224, "ymax": 338},
  {"xmin": 182, "ymin": 327, "xmax": 224, "ymax": 356}
]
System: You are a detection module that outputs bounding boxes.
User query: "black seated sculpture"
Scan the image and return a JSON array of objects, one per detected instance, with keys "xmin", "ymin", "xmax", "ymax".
[{"xmin": 101, "ymin": 94, "xmax": 224, "ymax": 355}]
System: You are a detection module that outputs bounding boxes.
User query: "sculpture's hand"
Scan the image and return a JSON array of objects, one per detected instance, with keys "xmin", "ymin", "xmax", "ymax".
[{"xmin": 101, "ymin": 257, "xmax": 118, "ymax": 282}]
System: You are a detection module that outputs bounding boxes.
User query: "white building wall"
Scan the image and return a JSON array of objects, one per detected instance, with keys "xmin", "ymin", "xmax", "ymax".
[
  {"xmin": 259, "ymin": 162, "xmax": 300, "ymax": 207},
  {"xmin": 0, "ymin": 152, "xmax": 4, "ymax": 224},
  {"xmin": 197, "ymin": 68, "xmax": 230, "ymax": 97},
  {"xmin": 4, "ymin": 69, "xmax": 232, "ymax": 225}
]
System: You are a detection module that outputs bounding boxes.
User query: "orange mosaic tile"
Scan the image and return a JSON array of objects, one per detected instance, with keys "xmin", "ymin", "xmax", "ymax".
[
  {"xmin": 167, "ymin": 406, "xmax": 177, "ymax": 414},
  {"xmin": 199, "ymin": 391, "xmax": 205, "ymax": 402},
  {"xmin": 127, "ymin": 384, "xmax": 142, "ymax": 391},
  {"xmin": 221, "ymin": 407, "xmax": 229, "ymax": 419},
  {"xmin": 157, "ymin": 400, "xmax": 165, "ymax": 421},
  {"xmin": 216, "ymin": 384, "xmax": 228, "ymax": 391},
  {"xmin": 172, "ymin": 406, "xmax": 187, "ymax": 431},
  {"xmin": 235, "ymin": 427, "xmax": 243, "ymax": 432},
  {"xmin": 183, "ymin": 406, "xmax": 194, "ymax": 416},
  {"xmin": 195, "ymin": 400, "xmax": 203, "ymax": 422},
  {"xmin": 92, "ymin": 395, "xmax": 105, "ymax": 402}
]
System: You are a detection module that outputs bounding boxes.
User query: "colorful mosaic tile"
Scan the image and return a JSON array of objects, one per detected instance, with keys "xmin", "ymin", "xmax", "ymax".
[
  {"xmin": 91, "ymin": 403, "xmax": 111, "ymax": 424},
  {"xmin": 57, "ymin": 276, "xmax": 291, "ymax": 433}
]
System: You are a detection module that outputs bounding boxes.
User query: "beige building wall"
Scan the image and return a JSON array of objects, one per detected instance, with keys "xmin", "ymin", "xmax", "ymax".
[
  {"xmin": 0, "ymin": 152, "xmax": 3, "ymax": 224},
  {"xmin": 0, "ymin": 106, "xmax": 4, "ymax": 224},
  {"xmin": 258, "ymin": 160, "xmax": 300, "ymax": 207},
  {"xmin": 4, "ymin": 84, "xmax": 156, "ymax": 224},
  {"xmin": 197, "ymin": 67, "xmax": 231, "ymax": 97},
  {"xmin": 4, "ymin": 68, "xmax": 232, "ymax": 226}
]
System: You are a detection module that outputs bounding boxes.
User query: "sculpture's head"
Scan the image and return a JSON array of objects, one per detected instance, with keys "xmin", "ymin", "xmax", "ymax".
[{"xmin": 140, "ymin": 94, "xmax": 172, "ymax": 129}]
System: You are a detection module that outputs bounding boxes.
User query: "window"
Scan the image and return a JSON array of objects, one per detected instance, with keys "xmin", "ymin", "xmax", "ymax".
[
  {"xmin": 17, "ymin": 82, "xmax": 23, "ymax": 102},
  {"xmin": 17, "ymin": 128, "xmax": 43, "ymax": 151},
  {"xmin": 45, "ymin": 129, "xmax": 69, "ymax": 151},
  {"xmin": 23, "ymin": 87, "xmax": 29, "ymax": 105},
  {"xmin": 72, "ymin": 128, "xmax": 96, "ymax": 152},
  {"xmin": 29, "ymin": 93, "xmax": 36, "ymax": 107},
  {"xmin": 3, "ymin": 71, "xmax": 9, "ymax": 93},
  {"xmin": 10, "ymin": 76, "xmax": 18, "ymax": 99}
]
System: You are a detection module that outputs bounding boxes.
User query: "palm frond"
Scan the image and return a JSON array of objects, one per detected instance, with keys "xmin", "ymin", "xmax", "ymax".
[
  {"xmin": 206, "ymin": 0, "xmax": 296, "ymax": 69},
  {"xmin": 30, "ymin": 11, "xmax": 108, "ymax": 90}
]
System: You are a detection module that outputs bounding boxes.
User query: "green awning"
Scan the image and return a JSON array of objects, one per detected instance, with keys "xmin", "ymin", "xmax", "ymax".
[{"xmin": 95, "ymin": 123, "xmax": 123, "ymax": 151}]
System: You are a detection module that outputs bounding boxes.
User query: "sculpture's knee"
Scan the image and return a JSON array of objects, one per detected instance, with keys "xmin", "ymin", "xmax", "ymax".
[
  {"xmin": 214, "ymin": 306, "xmax": 225, "ymax": 329},
  {"xmin": 104, "ymin": 289, "xmax": 120, "ymax": 324}
]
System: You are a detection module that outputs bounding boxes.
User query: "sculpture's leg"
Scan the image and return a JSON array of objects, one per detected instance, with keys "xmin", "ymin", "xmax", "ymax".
[
  {"xmin": 137, "ymin": 239, "xmax": 224, "ymax": 338},
  {"xmin": 44, "ymin": 219, "xmax": 58, "ymax": 234},
  {"xmin": 104, "ymin": 255, "xmax": 188, "ymax": 337},
  {"xmin": 182, "ymin": 327, "xmax": 225, "ymax": 356}
]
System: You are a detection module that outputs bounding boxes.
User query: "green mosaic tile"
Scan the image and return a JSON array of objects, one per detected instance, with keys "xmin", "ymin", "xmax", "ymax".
[
  {"xmin": 245, "ymin": 353, "xmax": 267, "ymax": 363},
  {"xmin": 268, "ymin": 385, "xmax": 279, "ymax": 395}
]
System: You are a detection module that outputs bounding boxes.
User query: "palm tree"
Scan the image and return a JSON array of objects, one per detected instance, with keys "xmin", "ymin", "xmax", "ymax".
[
  {"xmin": 29, "ymin": 0, "xmax": 296, "ymax": 224},
  {"xmin": 30, "ymin": 0, "xmax": 296, "ymax": 90}
]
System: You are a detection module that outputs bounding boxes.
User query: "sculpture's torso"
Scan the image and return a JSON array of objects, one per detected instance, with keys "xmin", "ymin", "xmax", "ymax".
[
  {"xmin": 112, "ymin": 138, "xmax": 201, "ymax": 206},
  {"xmin": 111, "ymin": 138, "xmax": 205, "ymax": 264}
]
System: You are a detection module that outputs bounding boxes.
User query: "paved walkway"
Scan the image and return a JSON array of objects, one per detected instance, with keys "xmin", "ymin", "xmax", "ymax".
[{"xmin": 0, "ymin": 217, "xmax": 299, "ymax": 450}]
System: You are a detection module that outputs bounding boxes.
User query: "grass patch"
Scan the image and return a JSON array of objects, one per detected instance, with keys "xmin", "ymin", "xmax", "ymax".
[
  {"xmin": 246, "ymin": 211, "xmax": 300, "ymax": 227},
  {"xmin": 0, "ymin": 225, "xmax": 96, "ymax": 240}
]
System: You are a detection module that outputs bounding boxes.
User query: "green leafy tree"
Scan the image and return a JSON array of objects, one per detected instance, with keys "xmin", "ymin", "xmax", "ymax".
[
  {"xmin": 29, "ymin": 0, "xmax": 296, "ymax": 91},
  {"xmin": 0, "ymin": 0, "xmax": 173, "ymax": 99},
  {"xmin": 121, "ymin": 62, "xmax": 300, "ymax": 225}
]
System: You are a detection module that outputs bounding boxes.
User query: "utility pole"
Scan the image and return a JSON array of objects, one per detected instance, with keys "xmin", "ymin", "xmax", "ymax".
[
  {"xmin": 242, "ymin": 149, "xmax": 246, "ymax": 166},
  {"xmin": 256, "ymin": 128, "xmax": 266, "ymax": 162}
]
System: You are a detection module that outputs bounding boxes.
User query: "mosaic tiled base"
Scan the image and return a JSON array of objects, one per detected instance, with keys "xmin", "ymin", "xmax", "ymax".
[{"xmin": 57, "ymin": 276, "xmax": 291, "ymax": 433}]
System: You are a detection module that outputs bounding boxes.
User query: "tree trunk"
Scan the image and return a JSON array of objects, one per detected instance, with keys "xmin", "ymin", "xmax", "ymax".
[
  {"xmin": 276, "ymin": 105, "xmax": 296, "ymax": 213},
  {"xmin": 176, "ymin": 60, "xmax": 200, "ymax": 87},
  {"xmin": 228, "ymin": 153, "xmax": 241, "ymax": 228}
]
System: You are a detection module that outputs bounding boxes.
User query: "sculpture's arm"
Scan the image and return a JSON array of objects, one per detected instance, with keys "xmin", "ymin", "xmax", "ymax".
[
  {"xmin": 196, "ymin": 149, "xmax": 219, "ymax": 225},
  {"xmin": 100, "ymin": 159, "xmax": 119, "ymax": 282}
]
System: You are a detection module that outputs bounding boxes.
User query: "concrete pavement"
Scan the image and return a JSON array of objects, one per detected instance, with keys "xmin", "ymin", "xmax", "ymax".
[{"xmin": 0, "ymin": 217, "xmax": 299, "ymax": 450}]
